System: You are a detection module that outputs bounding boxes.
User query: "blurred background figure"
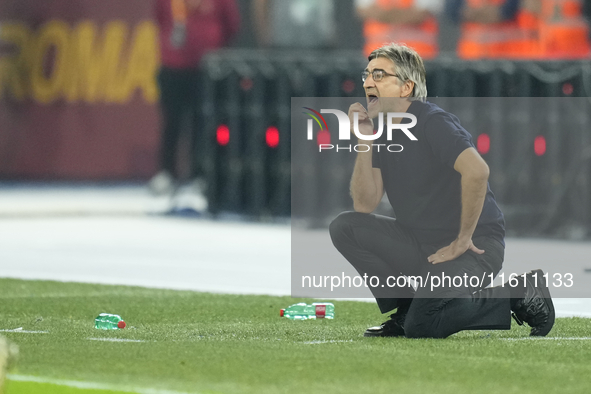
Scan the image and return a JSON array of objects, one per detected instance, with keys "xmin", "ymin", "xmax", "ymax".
[
  {"xmin": 355, "ymin": 0, "xmax": 442, "ymax": 59},
  {"xmin": 447, "ymin": 0, "xmax": 591, "ymax": 59},
  {"xmin": 447, "ymin": 0, "xmax": 522, "ymax": 59},
  {"xmin": 252, "ymin": 0, "xmax": 337, "ymax": 49},
  {"xmin": 150, "ymin": 0, "xmax": 240, "ymax": 201},
  {"xmin": 0, "ymin": 336, "xmax": 18, "ymax": 394},
  {"xmin": 521, "ymin": 0, "xmax": 591, "ymax": 58}
]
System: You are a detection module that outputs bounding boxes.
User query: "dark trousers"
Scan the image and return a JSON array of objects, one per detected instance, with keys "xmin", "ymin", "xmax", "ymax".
[
  {"xmin": 329, "ymin": 211, "xmax": 512, "ymax": 338},
  {"xmin": 157, "ymin": 67, "xmax": 202, "ymax": 178}
]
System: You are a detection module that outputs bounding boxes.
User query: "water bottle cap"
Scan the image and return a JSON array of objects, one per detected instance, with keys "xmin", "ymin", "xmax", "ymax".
[
  {"xmin": 280, "ymin": 309, "xmax": 285, "ymax": 317},
  {"xmin": 315, "ymin": 304, "xmax": 326, "ymax": 318},
  {"xmin": 118, "ymin": 320, "xmax": 126, "ymax": 329}
]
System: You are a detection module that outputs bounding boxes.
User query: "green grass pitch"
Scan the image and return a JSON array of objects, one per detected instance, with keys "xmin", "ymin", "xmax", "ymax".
[{"xmin": 1, "ymin": 278, "xmax": 591, "ymax": 394}]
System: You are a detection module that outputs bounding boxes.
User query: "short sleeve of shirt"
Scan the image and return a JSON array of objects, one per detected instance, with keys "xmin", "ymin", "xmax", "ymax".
[{"xmin": 424, "ymin": 111, "xmax": 473, "ymax": 168}]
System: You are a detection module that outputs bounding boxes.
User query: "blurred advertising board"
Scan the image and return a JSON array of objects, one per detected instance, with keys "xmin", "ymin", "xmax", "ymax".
[{"xmin": 0, "ymin": 0, "xmax": 159, "ymax": 180}]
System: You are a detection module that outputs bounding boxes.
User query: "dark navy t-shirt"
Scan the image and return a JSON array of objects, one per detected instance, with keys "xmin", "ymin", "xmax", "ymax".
[{"xmin": 372, "ymin": 100, "xmax": 505, "ymax": 245}]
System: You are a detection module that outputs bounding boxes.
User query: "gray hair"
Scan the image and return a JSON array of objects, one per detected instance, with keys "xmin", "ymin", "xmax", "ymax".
[{"xmin": 368, "ymin": 43, "xmax": 427, "ymax": 101}]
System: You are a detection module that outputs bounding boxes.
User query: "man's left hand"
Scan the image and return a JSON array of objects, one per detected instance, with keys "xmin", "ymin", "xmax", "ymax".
[{"xmin": 427, "ymin": 238, "xmax": 484, "ymax": 264}]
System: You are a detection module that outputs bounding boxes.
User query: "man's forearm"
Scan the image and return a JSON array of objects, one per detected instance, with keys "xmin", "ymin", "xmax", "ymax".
[
  {"xmin": 457, "ymin": 173, "xmax": 489, "ymax": 242},
  {"xmin": 350, "ymin": 142, "xmax": 378, "ymax": 213}
]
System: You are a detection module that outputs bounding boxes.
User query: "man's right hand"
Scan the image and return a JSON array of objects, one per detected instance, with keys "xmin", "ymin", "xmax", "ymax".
[{"xmin": 348, "ymin": 103, "xmax": 374, "ymax": 138}]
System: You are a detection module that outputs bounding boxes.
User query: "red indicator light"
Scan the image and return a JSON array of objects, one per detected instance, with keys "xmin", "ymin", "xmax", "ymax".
[
  {"xmin": 240, "ymin": 78, "xmax": 253, "ymax": 91},
  {"xmin": 216, "ymin": 125, "xmax": 230, "ymax": 146},
  {"xmin": 266, "ymin": 126, "xmax": 280, "ymax": 148},
  {"xmin": 534, "ymin": 135, "xmax": 546, "ymax": 156},
  {"xmin": 477, "ymin": 133, "xmax": 490, "ymax": 155},
  {"xmin": 342, "ymin": 79, "xmax": 355, "ymax": 94}
]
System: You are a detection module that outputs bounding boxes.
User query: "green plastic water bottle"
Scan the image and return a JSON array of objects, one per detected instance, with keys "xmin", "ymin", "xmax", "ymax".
[
  {"xmin": 280, "ymin": 303, "xmax": 334, "ymax": 320},
  {"xmin": 94, "ymin": 313, "xmax": 126, "ymax": 330}
]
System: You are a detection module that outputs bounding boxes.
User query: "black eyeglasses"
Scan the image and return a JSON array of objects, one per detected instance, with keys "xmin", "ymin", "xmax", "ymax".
[{"xmin": 362, "ymin": 69, "xmax": 400, "ymax": 82}]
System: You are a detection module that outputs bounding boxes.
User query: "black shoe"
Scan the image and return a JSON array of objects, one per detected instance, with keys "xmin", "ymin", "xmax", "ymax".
[
  {"xmin": 511, "ymin": 269, "xmax": 555, "ymax": 336},
  {"xmin": 364, "ymin": 308, "xmax": 407, "ymax": 337}
]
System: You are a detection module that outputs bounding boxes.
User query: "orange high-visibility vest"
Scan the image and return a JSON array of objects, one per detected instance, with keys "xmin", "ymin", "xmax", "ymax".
[
  {"xmin": 363, "ymin": 0, "xmax": 438, "ymax": 59},
  {"xmin": 538, "ymin": 0, "xmax": 591, "ymax": 58},
  {"xmin": 508, "ymin": 8, "xmax": 540, "ymax": 58},
  {"xmin": 458, "ymin": 0, "xmax": 519, "ymax": 59}
]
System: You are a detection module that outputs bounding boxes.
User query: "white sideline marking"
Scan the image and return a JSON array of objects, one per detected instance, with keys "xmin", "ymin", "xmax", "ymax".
[
  {"xmin": 501, "ymin": 337, "xmax": 591, "ymax": 341},
  {"xmin": 556, "ymin": 311, "xmax": 591, "ymax": 318},
  {"xmin": 87, "ymin": 337, "xmax": 146, "ymax": 343},
  {"xmin": 301, "ymin": 340, "xmax": 354, "ymax": 345},
  {"xmin": 7, "ymin": 374, "xmax": 192, "ymax": 394},
  {"xmin": 0, "ymin": 327, "xmax": 48, "ymax": 333}
]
